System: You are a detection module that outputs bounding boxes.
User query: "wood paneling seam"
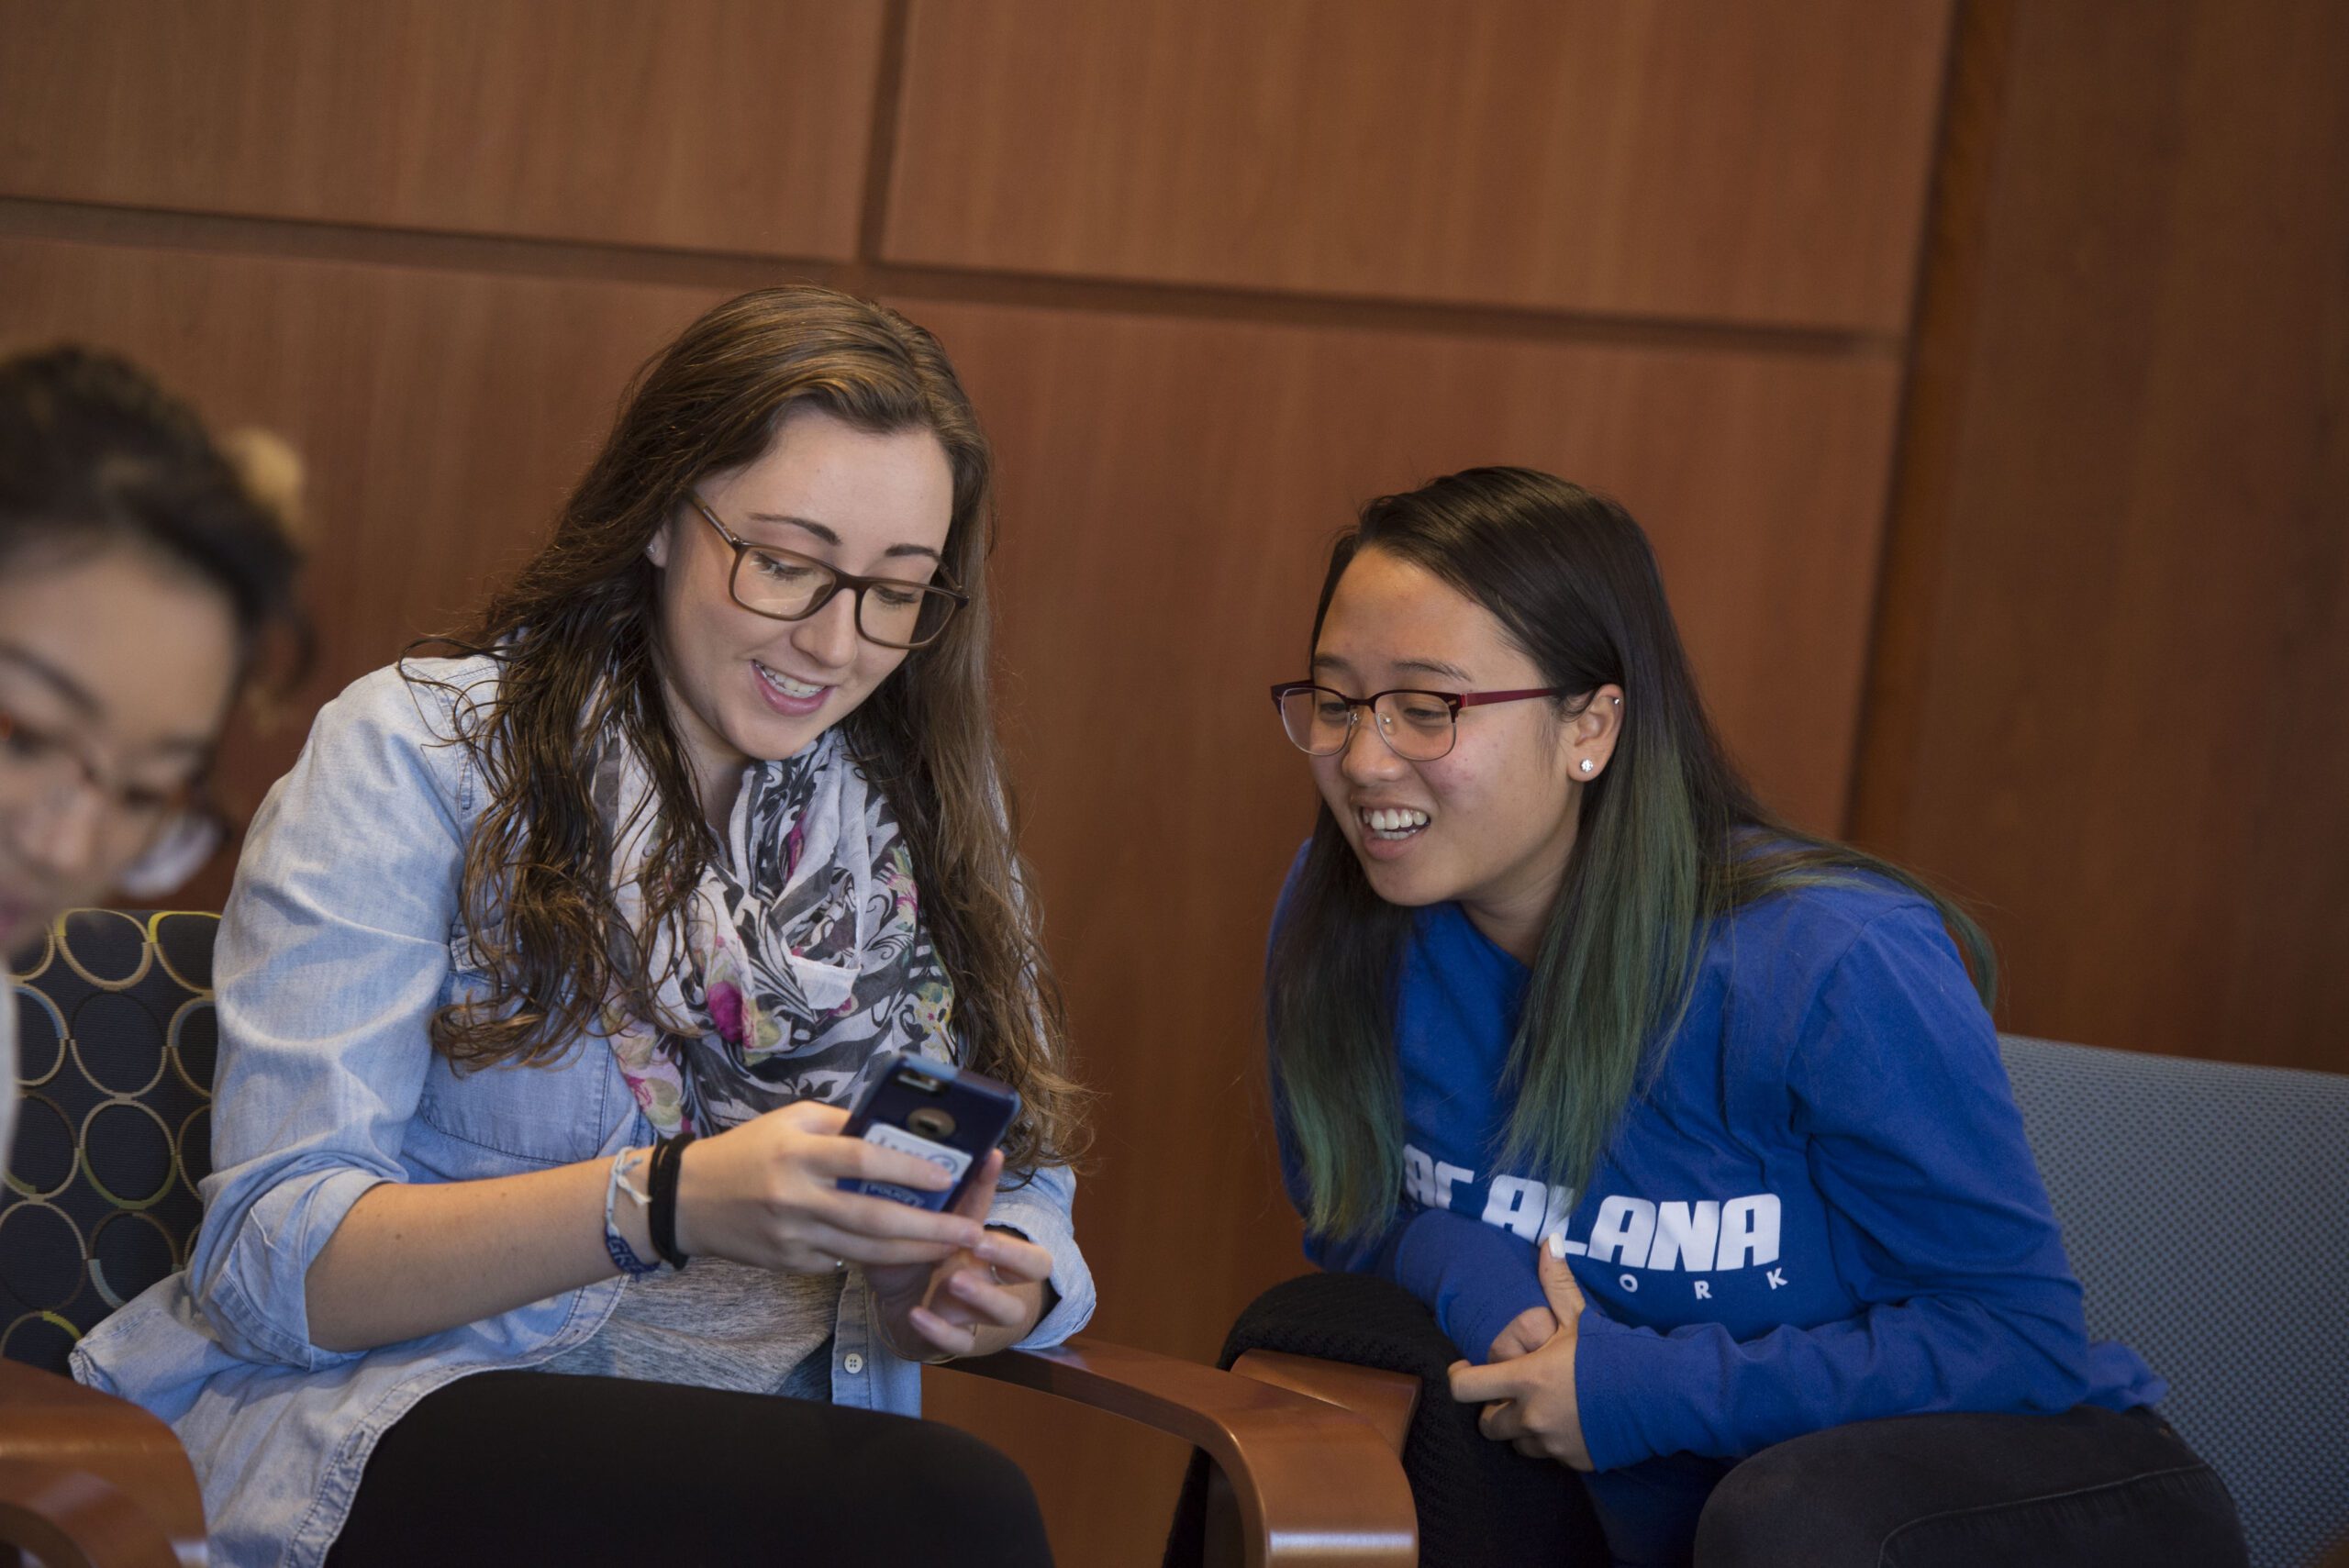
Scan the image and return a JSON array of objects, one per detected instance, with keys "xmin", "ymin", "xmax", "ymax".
[{"xmin": 0, "ymin": 197, "xmax": 1906, "ymax": 364}]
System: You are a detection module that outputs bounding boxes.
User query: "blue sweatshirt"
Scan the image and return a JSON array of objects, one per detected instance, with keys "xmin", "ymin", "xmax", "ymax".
[{"xmin": 1270, "ymin": 859, "xmax": 2164, "ymax": 1565}]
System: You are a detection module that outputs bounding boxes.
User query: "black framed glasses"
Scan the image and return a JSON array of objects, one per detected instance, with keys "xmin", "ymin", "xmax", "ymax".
[
  {"xmin": 1270, "ymin": 680, "xmax": 1568, "ymax": 762},
  {"xmin": 690, "ymin": 495, "xmax": 968, "ymax": 651}
]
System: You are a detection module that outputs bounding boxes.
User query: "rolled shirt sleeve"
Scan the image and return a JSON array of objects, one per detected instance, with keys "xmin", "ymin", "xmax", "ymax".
[
  {"xmin": 1389, "ymin": 1205, "xmax": 1549, "ymax": 1364},
  {"xmin": 985, "ymin": 1161, "xmax": 1096, "ymax": 1347},
  {"xmin": 185, "ymin": 667, "xmax": 473, "ymax": 1368}
]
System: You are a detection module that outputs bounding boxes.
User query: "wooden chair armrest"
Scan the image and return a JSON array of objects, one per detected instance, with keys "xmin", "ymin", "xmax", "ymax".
[
  {"xmin": 1227, "ymin": 1351, "xmax": 1419, "ymax": 1459},
  {"xmin": 952, "ymin": 1337, "xmax": 1415, "ymax": 1567},
  {"xmin": 0, "ymin": 1362, "xmax": 206, "ymax": 1567},
  {"xmin": 0, "ymin": 1460, "xmax": 183, "ymax": 1568}
]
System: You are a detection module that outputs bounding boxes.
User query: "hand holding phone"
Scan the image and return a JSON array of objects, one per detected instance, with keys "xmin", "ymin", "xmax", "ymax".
[
  {"xmin": 664, "ymin": 1099, "xmax": 983, "ymax": 1277},
  {"xmin": 841, "ymin": 1053, "xmax": 1056, "ymax": 1359},
  {"xmin": 862, "ymin": 1145, "xmax": 1057, "ymax": 1362},
  {"xmin": 838, "ymin": 1051, "xmax": 1021, "ymax": 1212}
]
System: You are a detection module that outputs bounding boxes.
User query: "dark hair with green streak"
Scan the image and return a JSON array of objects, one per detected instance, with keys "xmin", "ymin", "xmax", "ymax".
[{"xmin": 1268, "ymin": 467, "xmax": 1996, "ymax": 1240}]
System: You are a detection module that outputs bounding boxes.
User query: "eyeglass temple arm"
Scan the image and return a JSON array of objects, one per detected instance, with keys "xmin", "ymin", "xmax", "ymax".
[{"xmin": 1451, "ymin": 686, "xmax": 1567, "ymax": 709}]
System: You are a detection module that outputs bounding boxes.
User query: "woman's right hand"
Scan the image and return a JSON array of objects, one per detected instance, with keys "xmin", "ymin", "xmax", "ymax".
[{"xmin": 672, "ymin": 1100, "xmax": 986, "ymax": 1273}]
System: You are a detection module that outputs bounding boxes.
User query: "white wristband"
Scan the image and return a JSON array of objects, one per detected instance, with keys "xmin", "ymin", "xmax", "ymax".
[{"xmin": 603, "ymin": 1147, "xmax": 662, "ymax": 1278}]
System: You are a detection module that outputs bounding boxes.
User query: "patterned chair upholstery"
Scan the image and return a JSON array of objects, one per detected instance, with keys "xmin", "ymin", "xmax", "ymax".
[{"xmin": 3, "ymin": 909, "xmax": 217, "ymax": 1376}]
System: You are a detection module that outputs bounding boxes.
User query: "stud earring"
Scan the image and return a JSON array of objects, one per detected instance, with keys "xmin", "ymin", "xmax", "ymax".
[
  {"xmin": 1611, "ymin": 696, "xmax": 1621, "ymax": 706},
  {"xmin": 1579, "ymin": 759, "xmax": 1596, "ymax": 773}
]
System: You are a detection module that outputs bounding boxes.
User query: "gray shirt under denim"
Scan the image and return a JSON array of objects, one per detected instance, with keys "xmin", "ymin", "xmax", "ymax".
[
  {"xmin": 72, "ymin": 658, "xmax": 1094, "ymax": 1568},
  {"xmin": 541, "ymin": 1258, "xmax": 841, "ymax": 1398}
]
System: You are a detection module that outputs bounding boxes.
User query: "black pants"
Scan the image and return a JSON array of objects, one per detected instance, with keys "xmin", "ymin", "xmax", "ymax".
[
  {"xmin": 1178, "ymin": 1273, "xmax": 2247, "ymax": 1568},
  {"xmin": 1688, "ymin": 1403, "xmax": 2246, "ymax": 1568},
  {"xmin": 324, "ymin": 1370, "xmax": 1054, "ymax": 1568}
]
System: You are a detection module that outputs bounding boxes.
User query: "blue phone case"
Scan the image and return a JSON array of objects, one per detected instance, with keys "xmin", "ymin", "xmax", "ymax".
[{"xmin": 837, "ymin": 1051, "xmax": 1021, "ymax": 1211}]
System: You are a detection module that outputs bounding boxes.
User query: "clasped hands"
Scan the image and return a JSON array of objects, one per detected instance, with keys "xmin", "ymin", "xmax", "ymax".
[
  {"xmin": 1446, "ymin": 1232, "xmax": 1596, "ymax": 1471},
  {"xmin": 674, "ymin": 1100, "xmax": 1052, "ymax": 1362}
]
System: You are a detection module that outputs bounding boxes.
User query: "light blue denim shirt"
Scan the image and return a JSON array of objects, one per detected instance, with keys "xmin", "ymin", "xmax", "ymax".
[{"xmin": 72, "ymin": 657, "xmax": 1095, "ymax": 1568}]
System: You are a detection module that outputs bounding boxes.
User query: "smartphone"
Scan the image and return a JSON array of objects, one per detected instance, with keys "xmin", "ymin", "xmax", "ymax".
[{"xmin": 837, "ymin": 1051, "xmax": 1021, "ymax": 1212}]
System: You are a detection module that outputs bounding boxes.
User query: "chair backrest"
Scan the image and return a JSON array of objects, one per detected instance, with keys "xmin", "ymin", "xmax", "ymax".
[
  {"xmin": 3, "ymin": 910, "xmax": 218, "ymax": 1376},
  {"xmin": 2001, "ymin": 1033, "xmax": 2349, "ymax": 1568}
]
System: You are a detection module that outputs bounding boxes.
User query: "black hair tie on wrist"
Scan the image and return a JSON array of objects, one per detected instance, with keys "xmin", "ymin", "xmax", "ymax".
[{"xmin": 648, "ymin": 1132, "xmax": 696, "ymax": 1272}]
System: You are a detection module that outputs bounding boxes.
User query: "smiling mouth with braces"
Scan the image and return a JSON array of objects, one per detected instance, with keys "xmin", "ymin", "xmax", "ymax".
[{"xmin": 754, "ymin": 660, "xmax": 828, "ymax": 699}]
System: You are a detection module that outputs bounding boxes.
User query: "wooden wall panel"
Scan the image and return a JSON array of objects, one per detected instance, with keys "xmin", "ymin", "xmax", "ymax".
[
  {"xmin": 1852, "ymin": 0, "xmax": 2349, "ymax": 1073},
  {"xmin": 897, "ymin": 298, "xmax": 1906, "ymax": 1561},
  {"xmin": 0, "ymin": 0, "xmax": 884, "ymax": 259},
  {"xmin": 887, "ymin": 0, "xmax": 1954, "ymax": 332},
  {"xmin": 0, "ymin": 233, "xmax": 730, "ymax": 898}
]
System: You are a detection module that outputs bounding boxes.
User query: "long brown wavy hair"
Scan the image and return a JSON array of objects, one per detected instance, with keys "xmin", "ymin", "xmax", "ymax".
[{"xmin": 414, "ymin": 285, "xmax": 1086, "ymax": 1172}]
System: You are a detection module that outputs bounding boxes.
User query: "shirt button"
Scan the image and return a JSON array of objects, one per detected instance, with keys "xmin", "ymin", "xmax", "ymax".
[{"xmin": 842, "ymin": 1352, "xmax": 864, "ymax": 1374}]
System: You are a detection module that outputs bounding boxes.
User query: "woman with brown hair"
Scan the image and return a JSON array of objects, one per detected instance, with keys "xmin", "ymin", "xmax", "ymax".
[{"xmin": 73, "ymin": 286, "xmax": 1092, "ymax": 1568}]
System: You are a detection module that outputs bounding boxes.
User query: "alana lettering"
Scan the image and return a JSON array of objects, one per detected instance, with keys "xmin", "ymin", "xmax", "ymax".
[{"xmin": 1403, "ymin": 1143, "xmax": 1782, "ymax": 1273}]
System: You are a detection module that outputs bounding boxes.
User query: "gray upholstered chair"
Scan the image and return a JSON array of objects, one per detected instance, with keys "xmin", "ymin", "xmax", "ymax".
[{"xmin": 2002, "ymin": 1034, "xmax": 2349, "ymax": 1568}]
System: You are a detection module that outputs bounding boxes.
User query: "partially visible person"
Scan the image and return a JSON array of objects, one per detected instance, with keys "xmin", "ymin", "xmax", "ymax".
[
  {"xmin": 0, "ymin": 345, "xmax": 306, "ymax": 1173},
  {"xmin": 1263, "ymin": 467, "xmax": 2247, "ymax": 1566}
]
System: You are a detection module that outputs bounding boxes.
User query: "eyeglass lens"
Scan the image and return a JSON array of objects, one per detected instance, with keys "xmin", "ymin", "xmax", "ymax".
[
  {"xmin": 730, "ymin": 549, "xmax": 959, "ymax": 649},
  {"xmin": 0, "ymin": 707, "xmax": 221, "ymax": 879},
  {"xmin": 1277, "ymin": 687, "xmax": 1457, "ymax": 762}
]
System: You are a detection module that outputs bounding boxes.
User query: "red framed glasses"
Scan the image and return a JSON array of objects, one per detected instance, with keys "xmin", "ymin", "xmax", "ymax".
[{"xmin": 1269, "ymin": 681, "xmax": 1567, "ymax": 762}]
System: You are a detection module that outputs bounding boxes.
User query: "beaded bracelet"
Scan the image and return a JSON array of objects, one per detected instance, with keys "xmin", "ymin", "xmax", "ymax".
[
  {"xmin": 648, "ymin": 1132, "xmax": 696, "ymax": 1272},
  {"xmin": 602, "ymin": 1146, "xmax": 663, "ymax": 1279}
]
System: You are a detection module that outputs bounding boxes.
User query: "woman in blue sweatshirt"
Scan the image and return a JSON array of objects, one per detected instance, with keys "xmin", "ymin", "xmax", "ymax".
[{"xmin": 1264, "ymin": 468, "xmax": 2245, "ymax": 1566}]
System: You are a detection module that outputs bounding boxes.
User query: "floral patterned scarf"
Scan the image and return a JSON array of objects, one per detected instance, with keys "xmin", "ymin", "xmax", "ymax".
[{"xmin": 593, "ymin": 726, "xmax": 955, "ymax": 1137}]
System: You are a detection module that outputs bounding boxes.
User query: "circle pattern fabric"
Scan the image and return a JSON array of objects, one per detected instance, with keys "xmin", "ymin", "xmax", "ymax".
[{"xmin": 3, "ymin": 910, "xmax": 218, "ymax": 1375}]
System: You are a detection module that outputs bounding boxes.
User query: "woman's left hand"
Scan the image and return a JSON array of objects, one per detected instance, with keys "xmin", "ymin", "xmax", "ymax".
[
  {"xmin": 865, "ymin": 1151, "xmax": 1054, "ymax": 1362},
  {"xmin": 1446, "ymin": 1235, "xmax": 1596, "ymax": 1470}
]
